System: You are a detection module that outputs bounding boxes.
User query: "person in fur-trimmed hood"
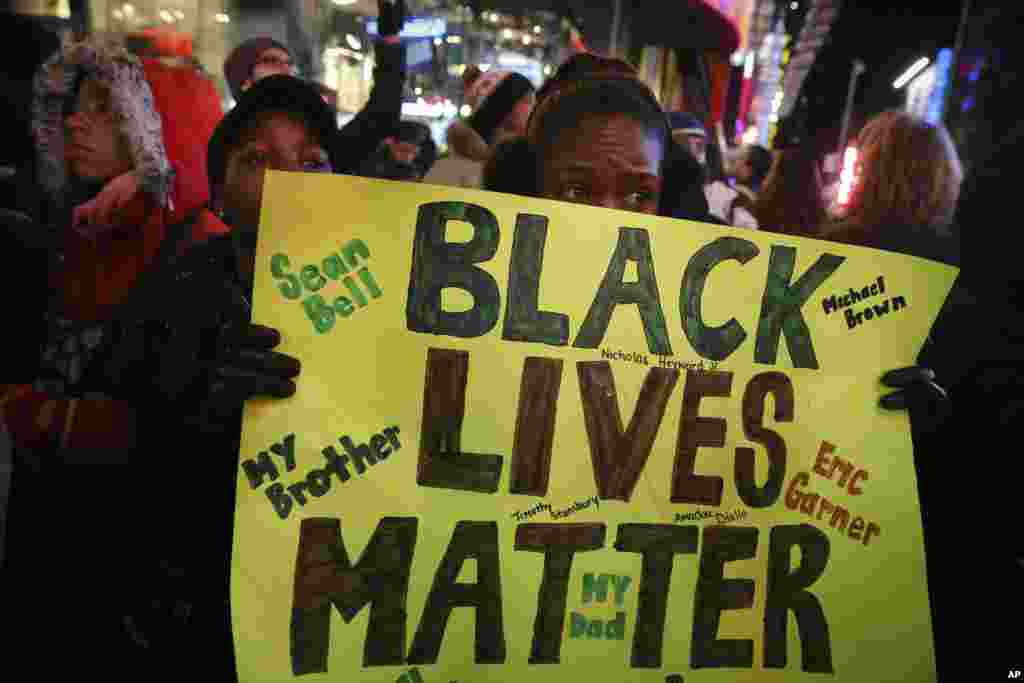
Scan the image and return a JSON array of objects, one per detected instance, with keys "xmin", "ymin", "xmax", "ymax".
[
  {"xmin": 424, "ymin": 66, "xmax": 535, "ymax": 189},
  {"xmin": 3, "ymin": 36, "xmax": 297, "ymax": 459}
]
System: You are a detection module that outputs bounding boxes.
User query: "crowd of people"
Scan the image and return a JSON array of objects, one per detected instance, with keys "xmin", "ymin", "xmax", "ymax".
[{"xmin": 0, "ymin": 0, "xmax": 1020, "ymax": 677}]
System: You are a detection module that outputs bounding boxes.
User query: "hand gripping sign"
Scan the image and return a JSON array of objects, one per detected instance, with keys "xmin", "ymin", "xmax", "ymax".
[{"xmin": 232, "ymin": 172, "xmax": 957, "ymax": 683}]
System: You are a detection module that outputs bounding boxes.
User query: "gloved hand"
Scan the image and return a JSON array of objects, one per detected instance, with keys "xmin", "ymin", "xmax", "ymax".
[
  {"xmin": 182, "ymin": 321, "xmax": 301, "ymax": 433},
  {"xmin": 93, "ymin": 234, "xmax": 301, "ymax": 435},
  {"xmin": 879, "ymin": 366, "xmax": 950, "ymax": 431},
  {"xmin": 377, "ymin": 0, "xmax": 406, "ymax": 38}
]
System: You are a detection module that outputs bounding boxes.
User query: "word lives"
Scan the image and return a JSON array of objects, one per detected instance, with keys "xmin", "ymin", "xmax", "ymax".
[
  {"xmin": 821, "ymin": 276, "xmax": 907, "ymax": 330},
  {"xmin": 271, "ymin": 238, "xmax": 383, "ymax": 334},
  {"xmin": 570, "ymin": 573, "xmax": 632, "ymax": 641},
  {"xmin": 785, "ymin": 441, "xmax": 880, "ymax": 546},
  {"xmin": 241, "ymin": 426, "xmax": 401, "ymax": 519}
]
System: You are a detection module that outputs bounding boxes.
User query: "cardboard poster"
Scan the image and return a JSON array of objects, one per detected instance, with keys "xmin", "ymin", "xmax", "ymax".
[{"xmin": 232, "ymin": 172, "xmax": 958, "ymax": 682}]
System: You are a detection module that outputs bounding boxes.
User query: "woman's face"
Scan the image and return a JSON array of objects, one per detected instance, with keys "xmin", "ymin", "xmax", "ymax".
[
  {"xmin": 222, "ymin": 112, "xmax": 331, "ymax": 233},
  {"xmin": 540, "ymin": 114, "xmax": 664, "ymax": 215},
  {"xmin": 64, "ymin": 76, "xmax": 134, "ymax": 183},
  {"xmin": 220, "ymin": 112, "xmax": 331, "ymax": 272}
]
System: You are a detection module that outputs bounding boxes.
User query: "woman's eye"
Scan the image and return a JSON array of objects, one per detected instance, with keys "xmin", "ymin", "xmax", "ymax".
[
  {"xmin": 625, "ymin": 191, "xmax": 655, "ymax": 206},
  {"xmin": 243, "ymin": 152, "xmax": 269, "ymax": 168},
  {"xmin": 563, "ymin": 185, "xmax": 588, "ymax": 200}
]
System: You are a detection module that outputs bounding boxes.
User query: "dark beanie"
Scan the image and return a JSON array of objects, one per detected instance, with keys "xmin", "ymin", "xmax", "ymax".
[
  {"xmin": 468, "ymin": 72, "xmax": 534, "ymax": 144},
  {"xmin": 208, "ymin": 75, "xmax": 337, "ymax": 197},
  {"xmin": 224, "ymin": 37, "xmax": 289, "ymax": 100}
]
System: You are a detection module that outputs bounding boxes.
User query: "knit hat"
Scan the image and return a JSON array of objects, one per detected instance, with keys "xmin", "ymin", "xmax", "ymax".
[
  {"xmin": 223, "ymin": 37, "xmax": 290, "ymax": 101},
  {"xmin": 207, "ymin": 75, "xmax": 336, "ymax": 198},
  {"xmin": 466, "ymin": 70, "xmax": 534, "ymax": 143},
  {"xmin": 668, "ymin": 112, "xmax": 707, "ymax": 138}
]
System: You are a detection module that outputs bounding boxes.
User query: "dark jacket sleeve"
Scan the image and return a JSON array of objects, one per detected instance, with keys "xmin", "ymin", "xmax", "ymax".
[{"xmin": 332, "ymin": 41, "xmax": 406, "ymax": 175}]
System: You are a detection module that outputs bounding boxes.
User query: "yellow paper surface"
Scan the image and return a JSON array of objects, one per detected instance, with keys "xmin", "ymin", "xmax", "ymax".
[{"xmin": 232, "ymin": 172, "xmax": 958, "ymax": 683}]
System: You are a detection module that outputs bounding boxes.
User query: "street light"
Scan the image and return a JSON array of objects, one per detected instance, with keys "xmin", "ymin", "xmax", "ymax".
[{"xmin": 893, "ymin": 57, "xmax": 930, "ymax": 89}]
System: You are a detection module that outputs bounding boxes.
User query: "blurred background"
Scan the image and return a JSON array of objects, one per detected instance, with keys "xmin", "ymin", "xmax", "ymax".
[{"xmin": 2, "ymin": 0, "xmax": 994, "ymax": 178}]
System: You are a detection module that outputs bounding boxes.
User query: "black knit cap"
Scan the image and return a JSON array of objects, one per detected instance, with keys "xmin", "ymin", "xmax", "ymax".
[
  {"xmin": 207, "ymin": 74, "xmax": 336, "ymax": 197},
  {"xmin": 468, "ymin": 72, "xmax": 534, "ymax": 143}
]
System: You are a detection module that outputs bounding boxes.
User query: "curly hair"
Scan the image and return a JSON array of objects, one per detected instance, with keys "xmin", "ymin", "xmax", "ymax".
[{"xmin": 829, "ymin": 110, "xmax": 963, "ymax": 238}]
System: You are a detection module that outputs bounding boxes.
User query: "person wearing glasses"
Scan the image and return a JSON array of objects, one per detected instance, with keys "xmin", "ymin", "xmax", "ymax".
[
  {"xmin": 224, "ymin": 38, "xmax": 297, "ymax": 101},
  {"xmin": 222, "ymin": 0, "xmax": 407, "ymax": 179}
]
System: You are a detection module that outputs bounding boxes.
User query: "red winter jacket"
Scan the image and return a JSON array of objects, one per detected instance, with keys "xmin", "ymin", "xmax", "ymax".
[{"xmin": 4, "ymin": 40, "xmax": 229, "ymax": 455}]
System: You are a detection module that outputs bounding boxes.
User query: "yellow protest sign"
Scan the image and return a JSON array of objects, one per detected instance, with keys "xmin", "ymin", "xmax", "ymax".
[{"xmin": 232, "ymin": 171, "xmax": 958, "ymax": 683}]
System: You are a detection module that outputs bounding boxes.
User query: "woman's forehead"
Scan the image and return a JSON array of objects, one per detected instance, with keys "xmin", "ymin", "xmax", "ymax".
[{"xmin": 547, "ymin": 114, "xmax": 663, "ymax": 169}]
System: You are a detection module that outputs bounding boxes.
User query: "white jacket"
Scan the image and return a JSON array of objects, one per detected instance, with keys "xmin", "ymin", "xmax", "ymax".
[
  {"xmin": 423, "ymin": 120, "xmax": 491, "ymax": 189},
  {"xmin": 705, "ymin": 180, "xmax": 758, "ymax": 229}
]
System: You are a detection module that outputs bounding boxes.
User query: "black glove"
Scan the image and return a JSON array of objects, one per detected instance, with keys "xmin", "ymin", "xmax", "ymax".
[
  {"xmin": 94, "ymin": 235, "xmax": 301, "ymax": 435},
  {"xmin": 879, "ymin": 366, "xmax": 950, "ymax": 430},
  {"xmin": 377, "ymin": 0, "xmax": 406, "ymax": 38},
  {"xmin": 183, "ymin": 321, "xmax": 301, "ymax": 433}
]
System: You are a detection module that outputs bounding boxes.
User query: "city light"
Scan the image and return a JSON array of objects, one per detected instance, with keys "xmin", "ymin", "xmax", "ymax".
[
  {"xmin": 446, "ymin": 35, "xmax": 462, "ymax": 44},
  {"xmin": 498, "ymin": 52, "xmax": 529, "ymax": 67},
  {"xmin": 346, "ymin": 34, "xmax": 362, "ymax": 51},
  {"xmin": 502, "ymin": 29, "xmax": 515, "ymax": 40},
  {"xmin": 415, "ymin": 87, "xmax": 422, "ymax": 95},
  {"xmin": 173, "ymin": 9, "xmax": 184, "ymax": 19},
  {"xmin": 122, "ymin": 3, "xmax": 135, "ymax": 15},
  {"xmin": 534, "ymin": 25, "xmax": 542, "ymax": 34},
  {"xmin": 522, "ymin": 35, "xmax": 532, "ymax": 45},
  {"xmin": 479, "ymin": 63, "xmax": 491, "ymax": 72},
  {"xmin": 460, "ymin": 104, "xmax": 472, "ymax": 117},
  {"xmin": 113, "ymin": 9, "xmax": 123, "ymax": 20},
  {"xmin": 331, "ymin": 0, "xmax": 357, "ymax": 5},
  {"xmin": 434, "ymin": 37, "xmax": 443, "ymax": 46},
  {"xmin": 837, "ymin": 146, "xmax": 859, "ymax": 206},
  {"xmin": 543, "ymin": 64, "xmax": 553, "ymax": 76},
  {"xmin": 790, "ymin": 1, "xmax": 798, "ymax": 9},
  {"xmin": 214, "ymin": 12, "xmax": 229, "ymax": 23},
  {"xmin": 159, "ymin": 9, "xmax": 174, "ymax": 22},
  {"xmin": 893, "ymin": 57, "xmax": 930, "ymax": 89}
]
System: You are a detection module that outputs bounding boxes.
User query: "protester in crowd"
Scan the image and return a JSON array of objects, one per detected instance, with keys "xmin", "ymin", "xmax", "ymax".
[
  {"xmin": 207, "ymin": 74, "xmax": 337, "ymax": 289},
  {"xmin": 823, "ymin": 110, "xmax": 961, "ymax": 253},
  {"xmin": 668, "ymin": 111, "xmax": 757, "ymax": 228},
  {"xmin": 481, "ymin": 54, "xmax": 716, "ymax": 224},
  {"xmin": 224, "ymin": 39, "xmax": 296, "ymax": 101},
  {"xmin": 753, "ymin": 145, "xmax": 827, "ymax": 237},
  {"xmin": 360, "ymin": 119, "xmax": 438, "ymax": 181},
  {"xmin": 424, "ymin": 67, "xmax": 535, "ymax": 189},
  {"xmin": 730, "ymin": 142, "xmax": 773, "ymax": 216},
  {"xmin": 224, "ymin": 0, "xmax": 406, "ymax": 178},
  {"xmin": 660, "ymin": 138, "xmax": 728, "ymax": 224},
  {"xmin": 0, "ymin": 35, "xmax": 302, "ymax": 675}
]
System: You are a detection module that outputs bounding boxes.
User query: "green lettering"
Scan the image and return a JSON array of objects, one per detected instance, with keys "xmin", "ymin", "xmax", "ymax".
[{"xmin": 271, "ymin": 253, "xmax": 302, "ymax": 300}]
